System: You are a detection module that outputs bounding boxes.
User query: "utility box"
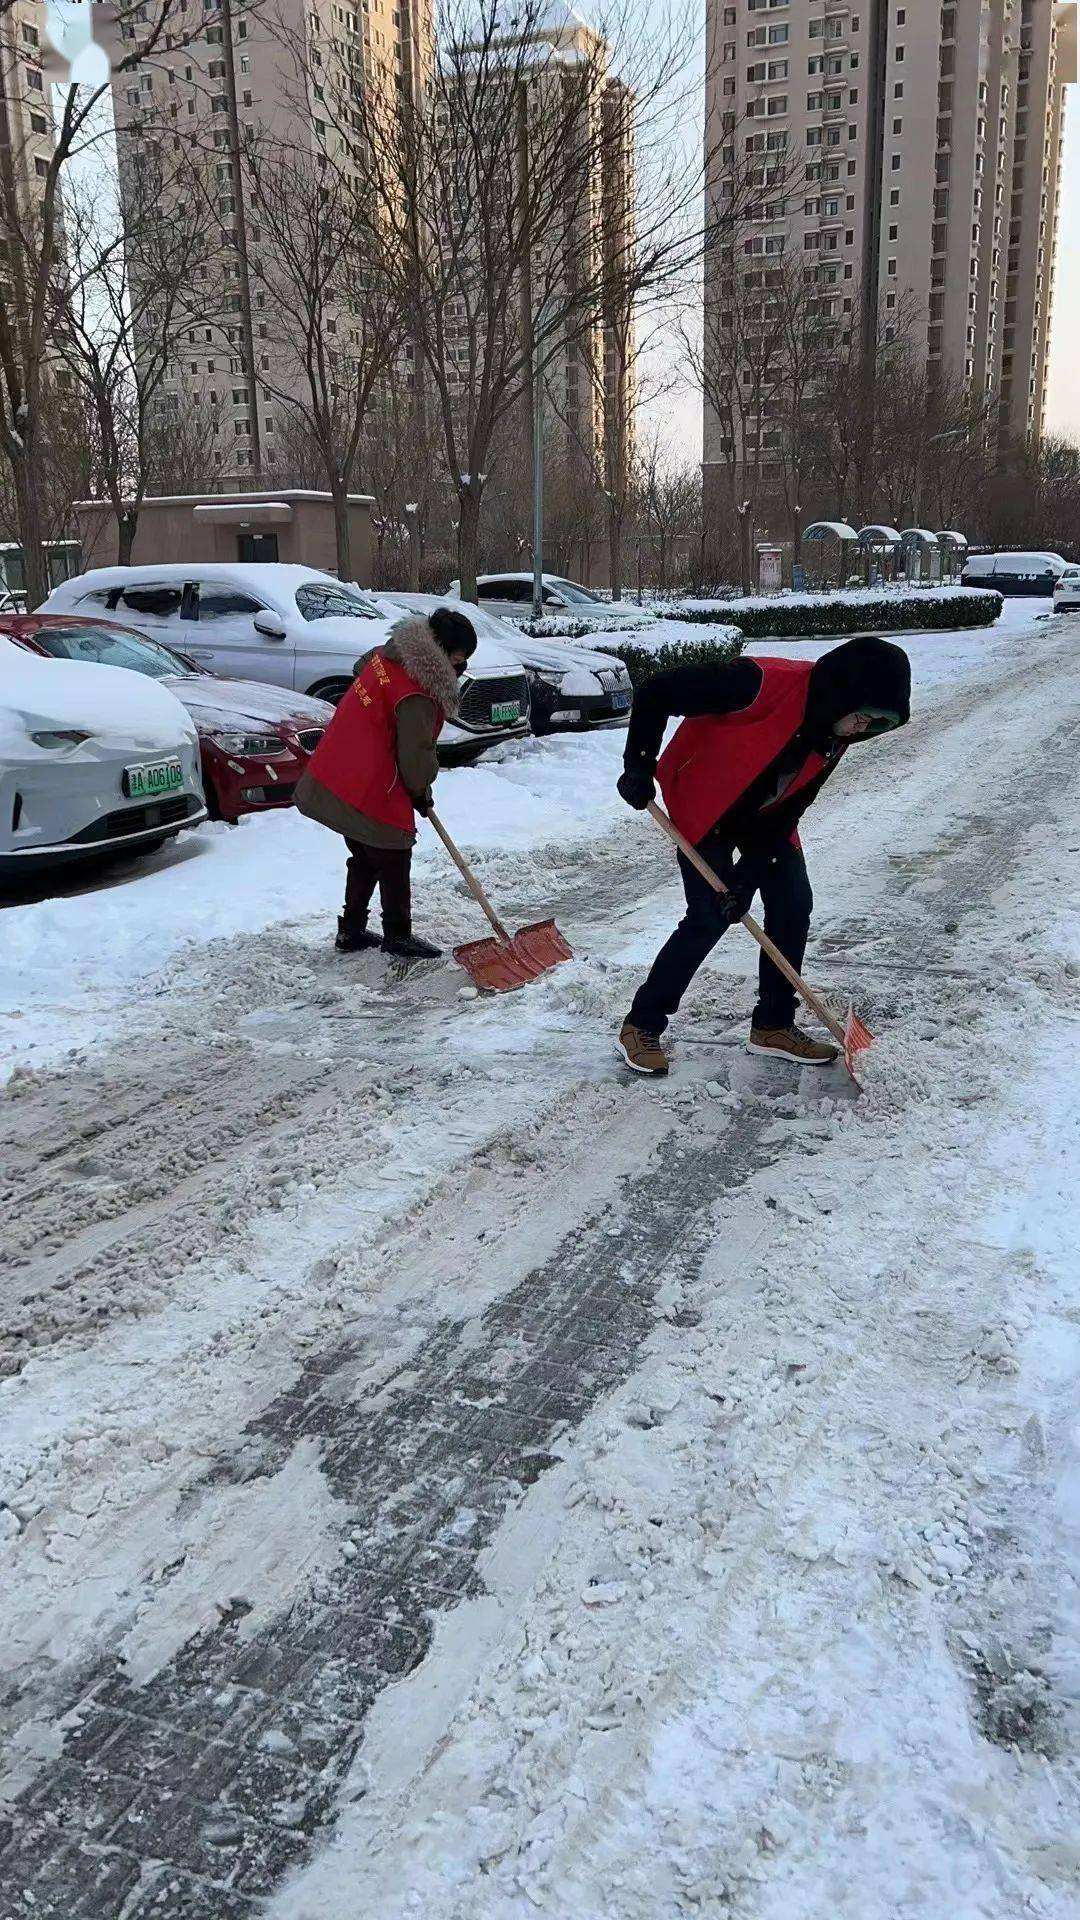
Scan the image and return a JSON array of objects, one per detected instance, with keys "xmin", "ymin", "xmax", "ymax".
[
  {"xmin": 756, "ymin": 544, "xmax": 784, "ymax": 593},
  {"xmin": 74, "ymin": 490, "xmax": 376, "ymax": 582}
]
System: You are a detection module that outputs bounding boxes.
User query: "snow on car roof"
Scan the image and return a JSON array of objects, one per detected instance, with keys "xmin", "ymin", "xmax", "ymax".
[{"xmin": 52, "ymin": 562, "xmax": 372, "ymax": 594}]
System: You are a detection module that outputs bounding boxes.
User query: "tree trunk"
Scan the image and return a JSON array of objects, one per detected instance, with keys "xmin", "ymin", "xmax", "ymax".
[
  {"xmin": 117, "ymin": 509, "xmax": 138, "ymax": 567},
  {"xmin": 331, "ymin": 478, "xmax": 352, "ymax": 581},
  {"xmin": 408, "ymin": 509, "xmax": 420, "ymax": 590},
  {"xmin": 608, "ymin": 499, "xmax": 622, "ymax": 602},
  {"xmin": 13, "ymin": 455, "xmax": 47, "ymax": 608},
  {"xmin": 457, "ymin": 487, "xmax": 482, "ymax": 602},
  {"xmin": 737, "ymin": 506, "xmax": 753, "ymax": 595}
]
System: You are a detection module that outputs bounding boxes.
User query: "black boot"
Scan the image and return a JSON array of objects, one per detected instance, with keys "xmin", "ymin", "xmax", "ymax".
[
  {"xmin": 335, "ymin": 916, "xmax": 381, "ymax": 953},
  {"xmin": 381, "ymin": 931, "xmax": 442, "ymax": 960}
]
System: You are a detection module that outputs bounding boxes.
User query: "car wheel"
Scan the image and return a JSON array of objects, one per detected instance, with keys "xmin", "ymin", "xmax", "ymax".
[{"xmin": 307, "ymin": 677, "xmax": 353, "ymax": 705}]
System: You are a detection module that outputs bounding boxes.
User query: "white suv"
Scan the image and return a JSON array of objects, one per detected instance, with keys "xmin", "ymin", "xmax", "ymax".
[{"xmin": 43, "ymin": 563, "xmax": 531, "ymax": 758}]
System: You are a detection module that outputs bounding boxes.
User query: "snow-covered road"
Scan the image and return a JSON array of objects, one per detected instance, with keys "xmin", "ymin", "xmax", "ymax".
[{"xmin": 2, "ymin": 602, "xmax": 1079, "ymax": 1917}]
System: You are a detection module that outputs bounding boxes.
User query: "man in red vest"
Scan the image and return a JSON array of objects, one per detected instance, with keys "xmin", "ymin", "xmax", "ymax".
[
  {"xmin": 295, "ymin": 607, "xmax": 477, "ymax": 959},
  {"xmin": 615, "ymin": 634, "xmax": 911, "ymax": 1075}
]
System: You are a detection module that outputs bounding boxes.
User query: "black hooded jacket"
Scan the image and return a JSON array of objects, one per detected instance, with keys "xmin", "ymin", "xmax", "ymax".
[{"xmin": 624, "ymin": 634, "xmax": 911, "ymax": 847}]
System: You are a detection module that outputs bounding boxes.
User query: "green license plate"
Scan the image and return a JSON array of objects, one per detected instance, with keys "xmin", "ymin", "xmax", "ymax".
[
  {"xmin": 491, "ymin": 701, "xmax": 521, "ymax": 724},
  {"xmin": 124, "ymin": 758, "xmax": 184, "ymax": 799}
]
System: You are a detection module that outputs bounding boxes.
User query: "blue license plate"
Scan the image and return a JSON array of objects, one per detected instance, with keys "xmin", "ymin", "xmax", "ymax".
[{"xmin": 611, "ymin": 689, "xmax": 632, "ymax": 711}]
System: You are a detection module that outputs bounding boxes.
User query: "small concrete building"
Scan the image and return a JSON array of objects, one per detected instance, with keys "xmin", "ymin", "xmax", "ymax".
[{"xmin": 74, "ymin": 491, "xmax": 375, "ymax": 582}]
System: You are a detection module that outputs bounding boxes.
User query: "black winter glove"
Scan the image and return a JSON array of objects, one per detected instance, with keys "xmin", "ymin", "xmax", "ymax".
[
  {"xmin": 718, "ymin": 860, "xmax": 756, "ymax": 923},
  {"xmin": 617, "ymin": 762, "xmax": 656, "ymax": 810},
  {"xmin": 414, "ymin": 787, "xmax": 434, "ymax": 818}
]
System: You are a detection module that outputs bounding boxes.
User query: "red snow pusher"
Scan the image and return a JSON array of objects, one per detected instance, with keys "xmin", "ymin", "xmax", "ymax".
[
  {"xmin": 428, "ymin": 809, "xmax": 573, "ymax": 991},
  {"xmin": 647, "ymin": 801, "xmax": 873, "ymax": 1079}
]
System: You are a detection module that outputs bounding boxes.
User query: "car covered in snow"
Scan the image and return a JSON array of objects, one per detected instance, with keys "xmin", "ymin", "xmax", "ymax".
[
  {"xmin": 2, "ymin": 613, "xmax": 334, "ymax": 823},
  {"xmin": 380, "ymin": 593, "xmax": 633, "ymax": 734},
  {"xmin": 44, "ymin": 563, "xmax": 530, "ymax": 763},
  {"xmin": 445, "ymin": 572, "xmax": 654, "ymax": 633},
  {"xmin": 0, "ymin": 634, "xmax": 206, "ymax": 877},
  {"xmin": 960, "ymin": 551, "xmax": 1068, "ymax": 595},
  {"xmin": 1052, "ymin": 566, "xmax": 1080, "ymax": 612}
]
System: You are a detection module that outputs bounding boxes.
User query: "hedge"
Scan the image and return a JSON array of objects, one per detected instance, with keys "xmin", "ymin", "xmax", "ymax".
[
  {"xmin": 668, "ymin": 587, "xmax": 1003, "ymax": 640},
  {"xmin": 593, "ymin": 632, "xmax": 744, "ymax": 689}
]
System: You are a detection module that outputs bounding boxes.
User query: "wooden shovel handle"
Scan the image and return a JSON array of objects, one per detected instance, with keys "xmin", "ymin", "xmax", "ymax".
[
  {"xmin": 426, "ymin": 808, "xmax": 514, "ymax": 946},
  {"xmin": 646, "ymin": 801, "xmax": 847, "ymax": 1047}
]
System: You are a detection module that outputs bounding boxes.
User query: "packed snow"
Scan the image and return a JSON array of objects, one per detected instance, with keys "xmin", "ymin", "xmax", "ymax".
[{"xmin": 2, "ymin": 595, "xmax": 1078, "ymax": 1919}]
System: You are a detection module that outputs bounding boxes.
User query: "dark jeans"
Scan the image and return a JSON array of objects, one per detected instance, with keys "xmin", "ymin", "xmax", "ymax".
[
  {"xmin": 343, "ymin": 839, "xmax": 412, "ymax": 940},
  {"xmin": 628, "ymin": 832, "xmax": 812, "ymax": 1036}
]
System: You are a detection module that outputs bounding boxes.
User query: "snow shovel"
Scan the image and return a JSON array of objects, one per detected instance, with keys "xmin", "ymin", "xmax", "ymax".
[
  {"xmin": 427, "ymin": 808, "xmax": 573, "ymax": 991},
  {"xmin": 646, "ymin": 801, "xmax": 873, "ymax": 1078}
]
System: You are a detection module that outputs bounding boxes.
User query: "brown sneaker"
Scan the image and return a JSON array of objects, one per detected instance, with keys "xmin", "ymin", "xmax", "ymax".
[
  {"xmin": 747, "ymin": 1024, "xmax": 839, "ymax": 1066},
  {"xmin": 617, "ymin": 1021, "xmax": 670, "ymax": 1076}
]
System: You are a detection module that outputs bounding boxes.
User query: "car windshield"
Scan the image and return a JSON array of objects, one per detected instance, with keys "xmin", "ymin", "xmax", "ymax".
[
  {"xmin": 294, "ymin": 582, "xmax": 381, "ymax": 622},
  {"xmin": 31, "ymin": 622, "xmax": 188, "ymax": 678},
  {"xmin": 551, "ymin": 579, "xmax": 603, "ymax": 606}
]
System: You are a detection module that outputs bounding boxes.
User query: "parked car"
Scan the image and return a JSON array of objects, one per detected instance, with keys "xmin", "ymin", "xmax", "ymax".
[
  {"xmin": 1052, "ymin": 566, "xmax": 1080, "ymax": 612},
  {"xmin": 3, "ymin": 613, "xmax": 334, "ymax": 823},
  {"xmin": 961, "ymin": 551, "xmax": 1068, "ymax": 595},
  {"xmin": 446, "ymin": 572, "xmax": 654, "ymax": 632},
  {"xmin": 381, "ymin": 593, "xmax": 633, "ymax": 734},
  {"xmin": 44, "ymin": 563, "xmax": 529, "ymax": 764},
  {"xmin": 0, "ymin": 634, "xmax": 205, "ymax": 878}
]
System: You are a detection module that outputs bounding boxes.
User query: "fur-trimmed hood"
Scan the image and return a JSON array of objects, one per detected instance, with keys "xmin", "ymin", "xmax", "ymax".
[{"xmin": 386, "ymin": 617, "xmax": 462, "ymax": 717}]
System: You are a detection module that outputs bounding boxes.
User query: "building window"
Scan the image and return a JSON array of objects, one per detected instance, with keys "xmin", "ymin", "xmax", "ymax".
[
  {"xmin": 34, "ymin": 156, "xmax": 49, "ymax": 177},
  {"xmin": 891, "ymin": 154, "xmax": 901, "ymax": 171},
  {"xmin": 895, "ymin": 45, "xmax": 904, "ymax": 61},
  {"xmin": 30, "ymin": 111, "xmax": 47, "ymax": 133},
  {"xmin": 893, "ymin": 117, "xmax": 902, "ymax": 134},
  {"xmin": 888, "ymin": 223, "xmax": 898, "ymax": 240}
]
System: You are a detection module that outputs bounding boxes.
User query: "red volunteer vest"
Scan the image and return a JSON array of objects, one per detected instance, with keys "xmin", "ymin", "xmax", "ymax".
[
  {"xmin": 658, "ymin": 656, "xmax": 837, "ymax": 846},
  {"xmin": 305, "ymin": 651, "xmax": 445, "ymax": 833}
]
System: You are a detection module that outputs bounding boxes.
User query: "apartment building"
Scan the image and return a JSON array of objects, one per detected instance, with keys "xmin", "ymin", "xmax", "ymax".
[
  {"xmin": 0, "ymin": 0, "xmax": 57, "ymax": 263},
  {"xmin": 703, "ymin": 0, "xmax": 1076, "ymax": 506},
  {"xmin": 101, "ymin": 0, "xmax": 427, "ymax": 489}
]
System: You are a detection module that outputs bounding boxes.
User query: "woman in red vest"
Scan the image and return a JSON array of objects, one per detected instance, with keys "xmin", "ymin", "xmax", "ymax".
[
  {"xmin": 295, "ymin": 607, "xmax": 476, "ymax": 959},
  {"xmin": 616, "ymin": 634, "xmax": 911, "ymax": 1075}
]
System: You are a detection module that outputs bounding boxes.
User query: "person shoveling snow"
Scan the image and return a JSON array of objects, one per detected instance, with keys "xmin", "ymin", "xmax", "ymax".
[
  {"xmin": 616, "ymin": 634, "xmax": 911, "ymax": 1076},
  {"xmin": 295, "ymin": 607, "xmax": 477, "ymax": 959}
]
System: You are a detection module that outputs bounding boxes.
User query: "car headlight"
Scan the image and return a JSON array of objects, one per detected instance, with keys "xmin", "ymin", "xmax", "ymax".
[
  {"xmin": 30, "ymin": 729, "xmax": 92, "ymax": 748},
  {"xmin": 207, "ymin": 731, "xmax": 286, "ymax": 756},
  {"xmin": 533, "ymin": 669, "xmax": 568, "ymax": 689}
]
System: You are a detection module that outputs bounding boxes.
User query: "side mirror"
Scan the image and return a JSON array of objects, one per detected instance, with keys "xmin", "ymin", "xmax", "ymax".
[
  {"xmin": 544, "ymin": 592, "xmax": 566, "ymax": 609},
  {"xmin": 253, "ymin": 610, "xmax": 287, "ymax": 639},
  {"xmin": 251, "ymin": 610, "xmax": 286, "ymax": 641}
]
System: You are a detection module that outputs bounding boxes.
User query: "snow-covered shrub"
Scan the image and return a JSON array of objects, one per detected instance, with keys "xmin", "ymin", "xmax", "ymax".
[
  {"xmin": 669, "ymin": 586, "xmax": 1003, "ymax": 640},
  {"xmin": 593, "ymin": 630, "xmax": 744, "ymax": 688}
]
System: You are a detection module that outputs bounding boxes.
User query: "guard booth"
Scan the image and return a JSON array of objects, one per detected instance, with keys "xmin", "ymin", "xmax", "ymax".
[
  {"xmin": 937, "ymin": 531, "xmax": 969, "ymax": 583},
  {"xmin": 900, "ymin": 528, "xmax": 942, "ymax": 584},
  {"xmin": 802, "ymin": 521, "xmax": 858, "ymax": 590},
  {"xmin": 857, "ymin": 525, "xmax": 902, "ymax": 587},
  {"xmin": 74, "ymin": 490, "xmax": 375, "ymax": 580}
]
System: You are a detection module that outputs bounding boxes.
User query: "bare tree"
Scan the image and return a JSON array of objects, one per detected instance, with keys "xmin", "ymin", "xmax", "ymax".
[
  {"xmin": 688, "ymin": 252, "xmax": 791, "ymax": 591},
  {"xmin": 298, "ymin": 0, "xmax": 727, "ymax": 600},
  {"xmin": 0, "ymin": 0, "xmax": 228, "ymax": 606},
  {"xmin": 53, "ymin": 149, "xmax": 219, "ymax": 564},
  {"xmin": 636, "ymin": 430, "xmax": 700, "ymax": 592},
  {"xmin": 241, "ymin": 132, "xmax": 404, "ymax": 580}
]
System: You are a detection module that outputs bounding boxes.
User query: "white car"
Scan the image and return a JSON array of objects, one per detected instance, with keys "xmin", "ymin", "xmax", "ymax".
[
  {"xmin": 0, "ymin": 634, "xmax": 205, "ymax": 878},
  {"xmin": 1052, "ymin": 566, "xmax": 1080, "ymax": 611},
  {"xmin": 382, "ymin": 593, "xmax": 633, "ymax": 733},
  {"xmin": 447, "ymin": 572, "xmax": 653, "ymax": 633},
  {"xmin": 44, "ymin": 562, "xmax": 530, "ymax": 760}
]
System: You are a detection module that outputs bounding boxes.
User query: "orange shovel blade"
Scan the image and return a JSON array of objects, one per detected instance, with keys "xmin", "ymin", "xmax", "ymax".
[
  {"xmin": 453, "ymin": 920, "xmax": 573, "ymax": 993},
  {"xmin": 843, "ymin": 1004, "xmax": 874, "ymax": 1077},
  {"xmin": 511, "ymin": 918, "xmax": 573, "ymax": 972}
]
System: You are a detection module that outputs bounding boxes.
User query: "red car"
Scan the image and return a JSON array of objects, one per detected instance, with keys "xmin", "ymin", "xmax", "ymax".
[{"xmin": 1, "ymin": 613, "xmax": 333, "ymax": 823}]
